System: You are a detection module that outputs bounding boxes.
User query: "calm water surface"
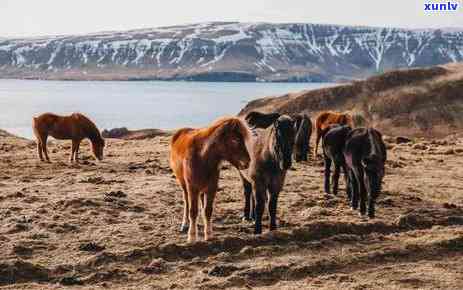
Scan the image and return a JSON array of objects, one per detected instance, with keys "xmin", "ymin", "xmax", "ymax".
[{"xmin": 0, "ymin": 80, "xmax": 334, "ymax": 138}]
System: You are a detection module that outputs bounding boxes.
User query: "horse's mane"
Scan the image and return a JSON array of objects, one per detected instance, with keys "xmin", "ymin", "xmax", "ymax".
[
  {"xmin": 367, "ymin": 128, "xmax": 385, "ymax": 161},
  {"xmin": 75, "ymin": 113, "xmax": 104, "ymax": 145},
  {"xmin": 201, "ymin": 117, "xmax": 253, "ymax": 153}
]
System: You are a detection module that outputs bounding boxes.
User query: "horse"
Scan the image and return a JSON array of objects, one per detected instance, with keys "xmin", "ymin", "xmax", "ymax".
[
  {"xmin": 314, "ymin": 111, "xmax": 354, "ymax": 157},
  {"xmin": 343, "ymin": 127, "xmax": 387, "ymax": 218},
  {"xmin": 322, "ymin": 124, "xmax": 352, "ymax": 198},
  {"xmin": 245, "ymin": 111, "xmax": 311, "ymax": 162},
  {"xmin": 293, "ymin": 113, "xmax": 312, "ymax": 162},
  {"xmin": 245, "ymin": 111, "xmax": 281, "ymax": 129},
  {"xmin": 32, "ymin": 113, "xmax": 105, "ymax": 162},
  {"xmin": 169, "ymin": 117, "xmax": 252, "ymax": 242},
  {"xmin": 239, "ymin": 115, "xmax": 296, "ymax": 234}
]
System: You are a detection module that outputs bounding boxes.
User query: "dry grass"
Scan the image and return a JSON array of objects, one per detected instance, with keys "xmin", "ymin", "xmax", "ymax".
[
  {"xmin": 240, "ymin": 63, "xmax": 463, "ymax": 137},
  {"xmin": 0, "ymin": 132, "xmax": 463, "ymax": 289}
]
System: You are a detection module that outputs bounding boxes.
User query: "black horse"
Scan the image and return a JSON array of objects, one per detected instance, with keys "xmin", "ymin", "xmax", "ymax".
[
  {"xmin": 293, "ymin": 113, "xmax": 312, "ymax": 162},
  {"xmin": 344, "ymin": 128, "xmax": 387, "ymax": 218},
  {"xmin": 239, "ymin": 115, "xmax": 296, "ymax": 234},
  {"xmin": 245, "ymin": 111, "xmax": 281, "ymax": 130},
  {"xmin": 322, "ymin": 124, "xmax": 352, "ymax": 198},
  {"xmin": 245, "ymin": 111, "xmax": 312, "ymax": 162}
]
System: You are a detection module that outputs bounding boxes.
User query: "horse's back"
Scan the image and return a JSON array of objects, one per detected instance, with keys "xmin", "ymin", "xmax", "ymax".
[
  {"xmin": 32, "ymin": 113, "xmax": 62, "ymax": 134},
  {"xmin": 33, "ymin": 112, "xmax": 95, "ymax": 140}
]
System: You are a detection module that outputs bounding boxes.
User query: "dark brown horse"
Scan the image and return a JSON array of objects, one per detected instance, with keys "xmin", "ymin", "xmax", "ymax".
[
  {"xmin": 344, "ymin": 127, "xmax": 387, "ymax": 218},
  {"xmin": 239, "ymin": 115, "xmax": 295, "ymax": 234},
  {"xmin": 245, "ymin": 111, "xmax": 311, "ymax": 162},
  {"xmin": 170, "ymin": 117, "xmax": 252, "ymax": 242},
  {"xmin": 32, "ymin": 113, "xmax": 105, "ymax": 162},
  {"xmin": 322, "ymin": 124, "xmax": 352, "ymax": 198},
  {"xmin": 245, "ymin": 111, "xmax": 281, "ymax": 130},
  {"xmin": 314, "ymin": 111, "xmax": 354, "ymax": 157},
  {"xmin": 293, "ymin": 113, "xmax": 312, "ymax": 162}
]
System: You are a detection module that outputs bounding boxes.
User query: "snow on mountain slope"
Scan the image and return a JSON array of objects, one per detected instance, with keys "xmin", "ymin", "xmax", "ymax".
[{"xmin": 0, "ymin": 22, "xmax": 462, "ymax": 81}]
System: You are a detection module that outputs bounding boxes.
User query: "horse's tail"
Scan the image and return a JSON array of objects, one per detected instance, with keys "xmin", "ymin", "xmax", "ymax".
[{"xmin": 32, "ymin": 116, "xmax": 41, "ymax": 139}]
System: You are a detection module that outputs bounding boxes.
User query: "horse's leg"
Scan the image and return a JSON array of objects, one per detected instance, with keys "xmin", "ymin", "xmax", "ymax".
[
  {"xmin": 187, "ymin": 186, "xmax": 199, "ymax": 243},
  {"xmin": 203, "ymin": 184, "xmax": 218, "ymax": 241},
  {"xmin": 253, "ymin": 183, "xmax": 266, "ymax": 235},
  {"xmin": 75, "ymin": 140, "xmax": 81, "ymax": 163},
  {"xmin": 70, "ymin": 139, "xmax": 77, "ymax": 163},
  {"xmin": 368, "ymin": 193, "xmax": 376, "ymax": 219},
  {"xmin": 268, "ymin": 183, "xmax": 282, "ymax": 231},
  {"xmin": 314, "ymin": 128, "xmax": 322, "ymax": 157},
  {"xmin": 349, "ymin": 169, "xmax": 359, "ymax": 210},
  {"xmin": 353, "ymin": 167, "xmax": 367, "ymax": 216},
  {"xmin": 332, "ymin": 163, "xmax": 341, "ymax": 196},
  {"xmin": 324, "ymin": 156, "xmax": 332, "ymax": 195},
  {"xmin": 180, "ymin": 182, "xmax": 189, "ymax": 233},
  {"xmin": 37, "ymin": 140, "xmax": 44, "ymax": 161},
  {"xmin": 42, "ymin": 134, "xmax": 50, "ymax": 162},
  {"xmin": 342, "ymin": 164, "xmax": 351, "ymax": 202},
  {"xmin": 240, "ymin": 174, "xmax": 253, "ymax": 221}
]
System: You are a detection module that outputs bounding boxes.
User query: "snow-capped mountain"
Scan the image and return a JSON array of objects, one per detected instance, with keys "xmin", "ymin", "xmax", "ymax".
[{"xmin": 0, "ymin": 22, "xmax": 462, "ymax": 82}]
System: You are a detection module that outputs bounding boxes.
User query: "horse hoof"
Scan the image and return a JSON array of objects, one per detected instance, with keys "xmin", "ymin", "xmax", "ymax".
[
  {"xmin": 242, "ymin": 216, "xmax": 253, "ymax": 222},
  {"xmin": 180, "ymin": 225, "xmax": 189, "ymax": 233}
]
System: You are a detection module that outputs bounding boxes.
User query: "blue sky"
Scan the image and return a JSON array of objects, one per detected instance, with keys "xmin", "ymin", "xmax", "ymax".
[{"xmin": 1, "ymin": 0, "xmax": 462, "ymax": 37}]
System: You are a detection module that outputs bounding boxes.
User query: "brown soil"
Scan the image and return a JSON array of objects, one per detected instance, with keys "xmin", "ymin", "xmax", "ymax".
[
  {"xmin": 239, "ymin": 63, "xmax": 463, "ymax": 138},
  {"xmin": 1, "ymin": 131, "xmax": 463, "ymax": 289}
]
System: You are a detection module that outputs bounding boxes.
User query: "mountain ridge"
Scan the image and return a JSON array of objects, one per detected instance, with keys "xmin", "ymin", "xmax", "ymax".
[{"xmin": 1, "ymin": 22, "xmax": 463, "ymax": 82}]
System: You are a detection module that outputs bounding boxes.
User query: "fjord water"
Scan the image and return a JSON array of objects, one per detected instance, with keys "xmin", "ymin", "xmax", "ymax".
[{"xmin": 0, "ymin": 80, "xmax": 333, "ymax": 139}]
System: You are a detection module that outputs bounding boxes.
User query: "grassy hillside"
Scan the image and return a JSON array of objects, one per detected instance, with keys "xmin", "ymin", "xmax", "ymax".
[{"xmin": 239, "ymin": 63, "xmax": 463, "ymax": 137}]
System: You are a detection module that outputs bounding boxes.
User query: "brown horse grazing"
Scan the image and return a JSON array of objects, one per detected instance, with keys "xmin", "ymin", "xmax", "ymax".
[
  {"xmin": 170, "ymin": 117, "xmax": 252, "ymax": 242},
  {"xmin": 314, "ymin": 111, "xmax": 354, "ymax": 157},
  {"xmin": 32, "ymin": 113, "xmax": 105, "ymax": 162},
  {"xmin": 239, "ymin": 115, "xmax": 295, "ymax": 234}
]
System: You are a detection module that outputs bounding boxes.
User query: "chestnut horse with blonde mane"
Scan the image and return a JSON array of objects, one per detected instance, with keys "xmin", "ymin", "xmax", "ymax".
[
  {"xmin": 32, "ymin": 113, "xmax": 105, "ymax": 162},
  {"xmin": 314, "ymin": 111, "xmax": 353, "ymax": 157},
  {"xmin": 170, "ymin": 117, "xmax": 252, "ymax": 242}
]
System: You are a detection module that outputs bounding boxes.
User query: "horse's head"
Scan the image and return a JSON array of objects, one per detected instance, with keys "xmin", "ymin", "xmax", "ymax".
[
  {"xmin": 273, "ymin": 115, "xmax": 296, "ymax": 170},
  {"xmin": 362, "ymin": 129, "xmax": 386, "ymax": 197},
  {"xmin": 362, "ymin": 156, "xmax": 384, "ymax": 198},
  {"xmin": 245, "ymin": 111, "xmax": 281, "ymax": 129},
  {"xmin": 222, "ymin": 118, "xmax": 251, "ymax": 170},
  {"xmin": 92, "ymin": 137, "xmax": 105, "ymax": 161}
]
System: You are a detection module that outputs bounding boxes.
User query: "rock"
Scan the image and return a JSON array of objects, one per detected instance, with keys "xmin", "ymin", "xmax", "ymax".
[
  {"xmin": 104, "ymin": 191, "xmax": 127, "ymax": 199},
  {"xmin": 140, "ymin": 258, "xmax": 167, "ymax": 274},
  {"xmin": 412, "ymin": 143, "xmax": 428, "ymax": 150},
  {"xmin": 441, "ymin": 149, "xmax": 455, "ymax": 155},
  {"xmin": 395, "ymin": 136, "xmax": 412, "ymax": 144},
  {"xmin": 208, "ymin": 264, "xmax": 240, "ymax": 277},
  {"xmin": 102, "ymin": 127, "xmax": 130, "ymax": 138},
  {"xmin": 60, "ymin": 276, "xmax": 83, "ymax": 286},
  {"xmin": 79, "ymin": 242, "xmax": 105, "ymax": 252},
  {"xmin": 443, "ymin": 203, "xmax": 457, "ymax": 209}
]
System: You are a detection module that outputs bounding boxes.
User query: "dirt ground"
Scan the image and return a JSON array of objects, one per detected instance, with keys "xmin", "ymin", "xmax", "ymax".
[{"xmin": 1, "ymin": 133, "xmax": 463, "ymax": 289}]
